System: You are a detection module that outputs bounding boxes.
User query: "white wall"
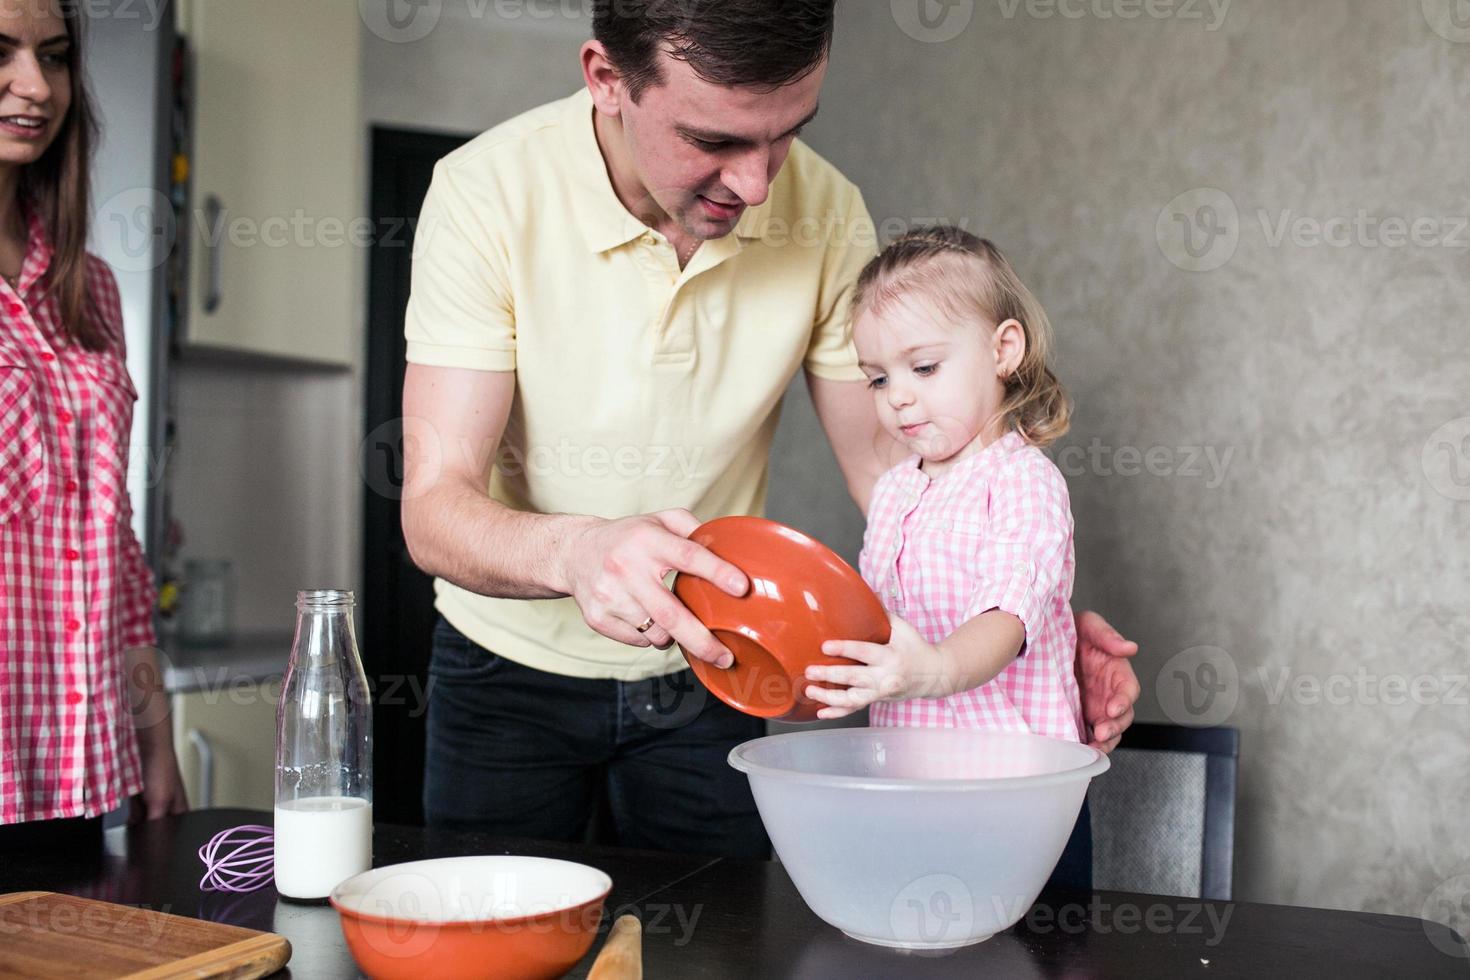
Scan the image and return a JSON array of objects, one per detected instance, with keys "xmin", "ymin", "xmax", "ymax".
[{"xmin": 169, "ymin": 362, "xmax": 361, "ymax": 629}]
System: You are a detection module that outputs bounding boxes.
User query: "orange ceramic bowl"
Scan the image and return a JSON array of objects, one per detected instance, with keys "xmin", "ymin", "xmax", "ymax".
[
  {"xmin": 672, "ymin": 516, "xmax": 891, "ymax": 723},
  {"xmin": 330, "ymin": 856, "xmax": 611, "ymax": 980}
]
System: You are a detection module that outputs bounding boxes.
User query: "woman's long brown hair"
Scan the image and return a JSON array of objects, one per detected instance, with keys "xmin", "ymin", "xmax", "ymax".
[{"xmin": 19, "ymin": 5, "xmax": 104, "ymax": 351}]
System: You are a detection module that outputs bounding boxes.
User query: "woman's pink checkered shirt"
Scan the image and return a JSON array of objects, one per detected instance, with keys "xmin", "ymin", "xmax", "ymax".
[
  {"xmin": 1, "ymin": 211, "xmax": 156, "ymax": 824},
  {"xmin": 861, "ymin": 430, "xmax": 1083, "ymax": 740}
]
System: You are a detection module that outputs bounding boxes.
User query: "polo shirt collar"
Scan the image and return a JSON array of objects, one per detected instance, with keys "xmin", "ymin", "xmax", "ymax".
[{"xmin": 563, "ymin": 87, "xmax": 772, "ymax": 256}]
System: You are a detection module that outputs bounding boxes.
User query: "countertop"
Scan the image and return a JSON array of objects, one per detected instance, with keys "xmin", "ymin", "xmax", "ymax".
[
  {"xmin": 159, "ymin": 631, "xmax": 293, "ymax": 695},
  {"xmin": 2, "ymin": 809, "xmax": 1466, "ymax": 978}
]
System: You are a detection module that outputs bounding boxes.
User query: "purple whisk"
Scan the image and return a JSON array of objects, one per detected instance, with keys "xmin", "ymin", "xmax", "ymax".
[{"xmin": 198, "ymin": 824, "xmax": 275, "ymax": 893}]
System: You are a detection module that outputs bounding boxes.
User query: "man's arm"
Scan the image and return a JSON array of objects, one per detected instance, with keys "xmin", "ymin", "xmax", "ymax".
[
  {"xmin": 399, "ymin": 363, "xmax": 747, "ymax": 665},
  {"xmin": 805, "ymin": 372, "xmax": 903, "ymax": 516},
  {"xmin": 399, "ymin": 364, "xmax": 572, "ymax": 600}
]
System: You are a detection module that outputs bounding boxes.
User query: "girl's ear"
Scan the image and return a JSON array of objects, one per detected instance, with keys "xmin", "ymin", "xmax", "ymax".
[{"xmin": 994, "ymin": 319, "xmax": 1027, "ymax": 378}]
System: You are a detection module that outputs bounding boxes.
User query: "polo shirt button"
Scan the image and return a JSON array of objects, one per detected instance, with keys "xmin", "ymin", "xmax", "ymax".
[
  {"xmin": 66, "ymin": 618, "xmax": 80, "ymax": 632},
  {"xmin": 58, "ymin": 409, "xmax": 73, "ymax": 424},
  {"xmin": 65, "ymin": 548, "xmax": 79, "ymax": 561},
  {"xmin": 64, "ymin": 479, "xmax": 78, "ymax": 492},
  {"xmin": 65, "ymin": 691, "xmax": 83, "ymax": 705}
]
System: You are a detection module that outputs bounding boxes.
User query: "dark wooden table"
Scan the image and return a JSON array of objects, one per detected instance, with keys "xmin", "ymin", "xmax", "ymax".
[{"xmin": 1, "ymin": 809, "xmax": 1464, "ymax": 978}]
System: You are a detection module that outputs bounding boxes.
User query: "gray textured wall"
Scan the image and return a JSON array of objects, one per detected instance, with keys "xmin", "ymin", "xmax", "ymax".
[
  {"xmin": 808, "ymin": 0, "xmax": 1470, "ymax": 933},
  {"xmin": 360, "ymin": 0, "xmax": 1470, "ymax": 937}
]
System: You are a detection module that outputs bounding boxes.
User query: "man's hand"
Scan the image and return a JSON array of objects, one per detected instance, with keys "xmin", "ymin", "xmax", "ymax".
[
  {"xmin": 1075, "ymin": 610, "xmax": 1140, "ymax": 753},
  {"xmin": 804, "ymin": 613, "xmax": 949, "ymax": 720},
  {"xmin": 560, "ymin": 508, "xmax": 748, "ymax": 668}
]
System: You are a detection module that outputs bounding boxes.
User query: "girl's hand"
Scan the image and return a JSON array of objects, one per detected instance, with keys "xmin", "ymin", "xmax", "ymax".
[{"xmin": 803, "ymin": 613, "xmax": 950, "ymax": 720}]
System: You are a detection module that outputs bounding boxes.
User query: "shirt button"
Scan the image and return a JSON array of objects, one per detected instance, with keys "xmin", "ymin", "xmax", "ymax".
[
  {"xmin": 58, "ymin": 409, "xmax": 73, "ymax": 424},
  {"xmin": 66, "ymin": 618, "xmax": 81, "ymax": 632},
  {"xmin": 64, "ymin": 479, "xmax": 78, "ymax": 492},
  {"xmin": 39, "ymin": 351, "xmax": 55, "ymax": 362},
  {"xmin": 65, "ymin": 691, "xmax": 83, "ymax": 705},
  {"xmin": 65, "ymin": 548, "xmax": 79, "ymax": 561}
]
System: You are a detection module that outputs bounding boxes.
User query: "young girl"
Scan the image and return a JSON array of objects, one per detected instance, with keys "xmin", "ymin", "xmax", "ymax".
[{"xmin": 804, "ymin": 227, "xmax": 1082, "ymax": 742}]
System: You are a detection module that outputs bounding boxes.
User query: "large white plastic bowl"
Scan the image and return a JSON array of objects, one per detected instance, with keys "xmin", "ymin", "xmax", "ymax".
[{"xmin": 729, "ymin": 727, "xmax": 1109, "ymax": 949}]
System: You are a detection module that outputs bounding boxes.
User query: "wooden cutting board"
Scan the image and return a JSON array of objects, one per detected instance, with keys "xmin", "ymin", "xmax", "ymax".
[{"xmin": 0, "ymin": 892, "xmax": 291, "ymax": 979}]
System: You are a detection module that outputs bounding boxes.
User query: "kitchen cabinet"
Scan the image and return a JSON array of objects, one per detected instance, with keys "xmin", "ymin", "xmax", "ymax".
[
  {"xmin": 164, "ymin": 632, "xmax": 290, "ymax": 811},
  {"xmin": 171, "ymin": 687, "xmax": 277, "ymax": 811},
  {"xmin": 178, "ymin": 0, "xmax": 362, "ymax": 366}
]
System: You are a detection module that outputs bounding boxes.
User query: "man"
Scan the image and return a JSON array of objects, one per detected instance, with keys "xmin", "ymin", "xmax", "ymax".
[{"xmin": 400, "ymin": 0, "xmax": 1139, "ymax": 862}]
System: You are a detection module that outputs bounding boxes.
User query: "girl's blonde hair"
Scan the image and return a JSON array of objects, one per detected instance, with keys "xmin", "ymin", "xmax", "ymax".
[{"xmin": 850, "ymin": 227, "xmax": 1071, "ymax": 448}]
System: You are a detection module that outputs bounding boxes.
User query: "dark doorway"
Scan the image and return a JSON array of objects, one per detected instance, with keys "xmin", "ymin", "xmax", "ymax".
[{"xmin": 362, "ymin": 126, "xmax": 471, "ymax": 826}]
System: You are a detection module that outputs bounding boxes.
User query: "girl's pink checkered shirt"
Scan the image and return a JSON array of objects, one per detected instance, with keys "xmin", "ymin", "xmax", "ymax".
[{"xmin": 860, "ymin": 430, "xmax": 1083, "ymax": 740}]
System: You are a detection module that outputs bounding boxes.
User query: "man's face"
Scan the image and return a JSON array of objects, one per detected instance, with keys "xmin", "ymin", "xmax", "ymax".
[{"xmin": 615, "ymin": 51, "xmax": 827, "ymax": 241}]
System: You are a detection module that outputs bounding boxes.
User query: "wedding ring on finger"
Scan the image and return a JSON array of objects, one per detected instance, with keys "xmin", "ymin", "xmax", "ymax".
[{"xmin": 635, "ymin": 616, "xmax": 656, "ymax": 634}]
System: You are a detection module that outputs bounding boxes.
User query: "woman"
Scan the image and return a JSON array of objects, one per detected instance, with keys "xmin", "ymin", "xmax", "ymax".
[{"xmin": 0, "ymin": 0, "xmax": 186, "ymax": 848}]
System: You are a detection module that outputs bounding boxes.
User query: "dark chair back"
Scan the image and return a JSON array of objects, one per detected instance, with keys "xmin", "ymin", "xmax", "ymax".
[{"xmin": 1089, "ymin": 722, "xmax": 1239, "ymax": 900}]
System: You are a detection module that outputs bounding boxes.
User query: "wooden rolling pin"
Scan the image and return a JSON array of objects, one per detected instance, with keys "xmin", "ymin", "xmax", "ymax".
[{"xmin": 587, "ymin": 914, "xmax": 642, "ymax": 980}]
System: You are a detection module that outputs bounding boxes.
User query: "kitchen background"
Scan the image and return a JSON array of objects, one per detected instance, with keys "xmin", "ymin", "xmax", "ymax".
[{"xmin": 95, "ymin": 0, "xmax": 1468, "ymax": 943}]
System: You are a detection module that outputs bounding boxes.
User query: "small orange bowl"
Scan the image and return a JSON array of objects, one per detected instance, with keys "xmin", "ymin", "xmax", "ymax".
[
  {"xmin": 673, "ymin": 516, "xmax": 891, "ymax": 723},
  {"xmin": 330, "ymin": 856, "xmax": 611, "ymax": 980}
]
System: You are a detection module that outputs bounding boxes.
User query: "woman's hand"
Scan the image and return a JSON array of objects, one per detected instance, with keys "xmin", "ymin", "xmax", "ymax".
[
  {"xmin": 129, "ymin": 736, "xmax": 188, "ymax": 824},
  {"xmin": 1075, "ymin": 610, "xmax": 1140, "ymax": 753},
  {"xmin": 803, "ymin": 613, "xmax": 950, "ymax": 720},
  {"xmin": 125, "ymin": 645, "xmax": 189, "ymax": 823}
]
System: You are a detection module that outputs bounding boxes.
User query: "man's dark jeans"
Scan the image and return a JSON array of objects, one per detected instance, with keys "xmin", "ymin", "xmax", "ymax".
[
  {"xmin": 422, "ymin": 615, "xmax": 1093, "ymax": 886},
  {"xmin": 423, "ymin": 616, "xmax": 770, "ymax": 859}
]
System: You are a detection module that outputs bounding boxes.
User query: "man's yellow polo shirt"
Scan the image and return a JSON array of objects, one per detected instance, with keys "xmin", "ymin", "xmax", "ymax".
[{"xmin": 405, "ymin": 87, "xmax": 876, "ymax": 681}]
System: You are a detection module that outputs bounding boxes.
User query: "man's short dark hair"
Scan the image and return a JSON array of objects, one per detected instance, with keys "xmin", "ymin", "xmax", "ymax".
[{"xmin": 592, "ymin": 0, "xmax": 836, "ymax": 102}]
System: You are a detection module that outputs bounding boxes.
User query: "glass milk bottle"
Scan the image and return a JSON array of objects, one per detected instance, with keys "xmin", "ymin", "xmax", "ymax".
[{"xmin": 274, "ymin": 589, "xmax": 373, "ymax": 900}]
